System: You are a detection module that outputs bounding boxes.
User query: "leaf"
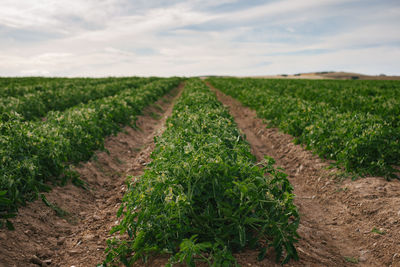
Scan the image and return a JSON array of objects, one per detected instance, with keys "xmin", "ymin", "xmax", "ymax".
[
  {"xmin": 6, "ymin": 220, "xmax": 15, "ymax": 230},
  {"xmin": 257, "ymin": 247, "xmax": 267, "ymax": 261}
]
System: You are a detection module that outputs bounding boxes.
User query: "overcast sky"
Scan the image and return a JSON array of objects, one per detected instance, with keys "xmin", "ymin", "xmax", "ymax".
[{"xmin": 0, "ymin": 0, "xmax": 399, "ymax": 77}]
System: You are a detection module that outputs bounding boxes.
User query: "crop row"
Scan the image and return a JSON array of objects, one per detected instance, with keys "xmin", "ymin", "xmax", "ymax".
[
  {"xmin": 213, "ymin": 78, "xmax": 400, "ymax": 127},
  {"xmin": 0, "ymin": 77, "xmax": 158, "ymax": 121},
  {"xmin": 208, "ymin": 78, "xmax": 400, "ymax": 179},
  {"xmin": 0, "ymin": 77, "xmax": 131, "ymax": 98},
  {"xmin": 0, "ymin": 77, "xmax": 60, "ymax": 97},
  {"xmin": 0, "ymin": 78, "xmax": 181, "ymax": 227},
  {"xmin": 105, "ymin": 79, "xmax": 299, "ymax": 266}
]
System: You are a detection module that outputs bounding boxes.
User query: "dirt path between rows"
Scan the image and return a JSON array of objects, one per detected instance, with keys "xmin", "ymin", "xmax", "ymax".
[
  {"xmin": 0, "ymin": 84, "xmax": 184, "ymax": 267},
  {"xmin": 206, "ymin": 82, "xmax": 400, "ymax": 267}
]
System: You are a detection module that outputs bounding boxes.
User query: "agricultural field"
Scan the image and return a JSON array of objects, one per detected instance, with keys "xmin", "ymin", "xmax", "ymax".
[
  {"xmin": 105, "ymin": 79, "xmax": 299, "ymax": 266},
  {"xmin": 0, "ymin": 77, "xmax": 400, "ymax": 266},
  {"xmin": 0, "ymin": 77, "xmax": 181, "ymax": 227},
  {"xmin": 208, "ymin": 77, "xmax": 400, "ymax": 179},
  {"xmin": 0, "ymin": 77, "xmax": 160, "ymax": 120}
]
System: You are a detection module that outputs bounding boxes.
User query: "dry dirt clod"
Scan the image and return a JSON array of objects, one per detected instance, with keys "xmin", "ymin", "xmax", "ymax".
[
  {"xmin": 92, "ymin": 214, "xmax": 101, "ymax": 221},
  {"xmin": 43, "ymin": 259, "xmax": 52, "ymax": 265},
  {"xmin": 0, "ymin": 232, "xmax": 7, "ymax": 240},
  {"xmin": 69, "ymin": 249, "xmax": 79, "ymax": 256},
  {"xmin": 56, "ymin": 237, "xmax": 66, "ymax": 246},
  {"xmin": 29, "ymin": 255, "xmax": 43, "ymax": 266},
  {"xmin": 359, "ymin": 250, "xmax": 369, "ymax": 262}
]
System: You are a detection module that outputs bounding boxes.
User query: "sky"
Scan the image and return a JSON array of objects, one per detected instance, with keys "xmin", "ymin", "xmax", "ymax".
[{"xmin": 0, "ymin": 0, "xmax": 399, "ymax": 77}]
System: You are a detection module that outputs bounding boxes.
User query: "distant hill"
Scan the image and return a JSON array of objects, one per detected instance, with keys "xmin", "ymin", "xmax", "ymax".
[
  {"xmin": 316, "ymin": 71, "xmax": 400, "ymax": 80},
  {"xmin": 246, "ymin": 71, "xmax": 400, "ymax": 80}
]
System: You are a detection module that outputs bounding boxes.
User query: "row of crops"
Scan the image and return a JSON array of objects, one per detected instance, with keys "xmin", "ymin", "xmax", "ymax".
[
  {"xmin": 0, "ymin": 77, "xmax": 159, "ymax": 120},
  {"xmin": 105, "ymin": 79, "xmax": 299, "ymax": 266},
  {"xmin": 0, "ymin": 77, "xmax": 181, "ymax": 228},
  {"xmin": 228, "ymin": 78, "xmax": 400, "ymax": 127},
  {"xmin": 0, "ymin": 77, "xmax": 141, "ymax": 98},
  {"xmin": 207, "ymin": 77, "xmax": 400, "ymax": 179}
]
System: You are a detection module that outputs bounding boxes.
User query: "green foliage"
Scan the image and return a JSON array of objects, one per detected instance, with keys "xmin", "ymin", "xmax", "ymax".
[
  {"xmin": 167, "ymin": 235, "xmax": 213, "ymax": 267},
  {"xmin": 40, "ymin": 194, "xmax": 69, "ymax": 218},
  {"xmin": 344, "ymin": 256, "xmax": 359, "ymax": 264},
  {"xmin": 208, "ymin": 77, "xmax": 400, "ymax": 179},
  {"xmin": 104, "ymin": 79, "xmax": 299, "ymax": 266},
  {"xmin": 0, "ymin": 77, "xmax": 182, "ymax": 227},
  {"xmin": 0, "ymin": 77, "xmax": 159, "ymax": 120},
  {"xmin": 371, "ymin": 227, "xmax": 385, "ymax": 235},
  {"xmin": 0, "ymin": 190, "xmax": 15, "ymax": 230},
  {"xmin": 0, "ymin": 77, "xmax": 61, "ymax": 97}
]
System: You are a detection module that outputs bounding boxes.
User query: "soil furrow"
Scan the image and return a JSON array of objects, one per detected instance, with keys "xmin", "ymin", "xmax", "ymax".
[
  {"xmin": 0, "ymin": 83, "xmax": 184, "ymax": 267},
  {"xmin": 206, "ymin": 82, "xmax": 400, "ymax": 267}
]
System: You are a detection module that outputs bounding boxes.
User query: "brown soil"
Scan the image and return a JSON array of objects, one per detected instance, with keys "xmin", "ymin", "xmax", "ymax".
[
  {"xmin": 206, "ymin": 82, "xmax": 400, "ymax": 267},
  {"xmin": 0, "ymin": 84, "xmax": 184, "ymax": 267}
]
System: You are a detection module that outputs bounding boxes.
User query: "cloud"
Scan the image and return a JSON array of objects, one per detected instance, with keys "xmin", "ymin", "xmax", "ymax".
[
  {"xmin": 214, "ymin": 0, "xmax": 348, "ymax": 23},
  {"xmin": 0, "ymin": 0, "xmax": 399, "ymax": 76}
]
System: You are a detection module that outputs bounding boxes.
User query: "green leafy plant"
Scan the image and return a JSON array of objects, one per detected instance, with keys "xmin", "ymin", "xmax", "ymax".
[
  {"xmin": 0, "ymin": 77, "xmax": 159, "ymax": 121},
  {"xmin": 344, "ymin": 256, "xmax": 359, "ymax": 264},
  {"xmin": 208, "ymin": 77, "xmax": 400, "ymax": 179},
  {"xmin": 371, "ymin": 227, "xmax": 385, "ymax": 235},
  {"xmin": 0, "ymin": 77, "xmax": 182, "ymax": 225},
  {"xmin": 0, "ymin": 191, "xmax": 15, "ymax": 230},
  {"xmin": 41, "ymin": 194, "xmax": 69, "ymax": 218},
  {"xmin": 104, "ymin": 79, "xmax": 299, "ymax": 266}
]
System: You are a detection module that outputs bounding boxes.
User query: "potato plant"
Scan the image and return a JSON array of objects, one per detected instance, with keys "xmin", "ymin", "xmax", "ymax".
[
  {"xmin": 0, "ymin": 77, "xmax": 159, "ymax": 120},
  {"xmin": 0, "ymin": 77, "xmax": 149, "ymax": 98},
  {"xmin": 0, "ymin": 77, "xmax": 60, "ymax": 97},
  {"xmin": 213, "ymin": 78, "xmax": 400, "ymax": 127},
  {"xmin": 105, "ymin": 79, "xmax": 299, "ymax": 266},
  {"xmin": 0, "ymin": 78, "xmax": 181, "ymax": 226},
  {"xmin": 208, "ymin": 77, "xmax": 400, "ymax": 179}
]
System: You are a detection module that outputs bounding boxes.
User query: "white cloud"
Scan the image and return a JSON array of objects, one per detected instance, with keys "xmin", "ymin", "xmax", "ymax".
[
  {"xmin": 0, "ymin": 0, "xmax": 399, "ymax": 76},
  {"xmin": 215, "ymin": 0, "xmax": 350, "ymax": 23}
]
